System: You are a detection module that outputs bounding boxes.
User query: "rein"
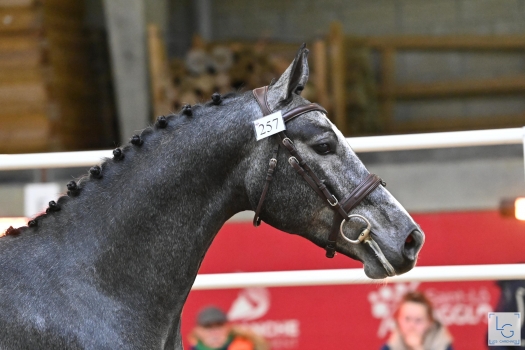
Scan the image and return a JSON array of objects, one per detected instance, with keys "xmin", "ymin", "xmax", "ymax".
[{"xmin": 251, "ymin": 86, "xmax": 396, "ymax": 276}]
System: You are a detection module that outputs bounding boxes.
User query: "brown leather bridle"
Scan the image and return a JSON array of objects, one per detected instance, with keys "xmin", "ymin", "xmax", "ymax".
[{"xmin": 252, "ymin": 86, "xmax": 388, "ymax": 260}]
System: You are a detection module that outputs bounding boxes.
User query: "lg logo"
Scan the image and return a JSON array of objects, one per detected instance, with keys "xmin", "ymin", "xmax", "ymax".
[
  {"xmin": 488, "ymin": 313, "xmax": 521, "ymax": 346},
  {"xmin": 495, "ymin": 316, "xmax": 515, "ymax": 338}
]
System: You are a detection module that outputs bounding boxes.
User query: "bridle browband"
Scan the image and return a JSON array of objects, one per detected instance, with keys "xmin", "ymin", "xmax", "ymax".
[{"xmin": 252, "ymin": 86, "xmax": 392, "ymax": 269}]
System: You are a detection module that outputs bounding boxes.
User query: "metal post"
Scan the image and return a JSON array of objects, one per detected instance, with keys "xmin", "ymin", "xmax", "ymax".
[
  {"xmin": 196, "ymin": 0, "xmax": 212, "ymax": 41},
  {"xmin": 103, "ymin": 0, "xmax": 150, "ymax": 143},
  {"xmin": 523, "ymin": 126, "xmax": 525, "ymax": 186}
]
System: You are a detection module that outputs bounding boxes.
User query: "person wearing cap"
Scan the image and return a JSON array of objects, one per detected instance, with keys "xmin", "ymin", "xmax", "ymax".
[{"xmin": 188, "ymin": 305, "xmax": 267, "ymax": 350}]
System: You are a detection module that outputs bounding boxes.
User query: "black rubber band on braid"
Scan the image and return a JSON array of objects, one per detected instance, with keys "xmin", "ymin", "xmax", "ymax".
[
  {"xmin": 46, "ymin": 200, "xmax": 61, "ymax": 213},
  {"xmin": 89, "ymin": 166, "xmax": 102, "ymax": 179},
  {"xmin": 182, "ymin": 104, "xmax": 193, "ymax": 117},
  {"xmin": 67, "ymin": 180, "xmax": 80, "ymax": 197},
  {"xmin": 156, "ymin": 115, "xmax": 168, "ymax": 128},
  {"xmin": 113, "ymin": 148, "xmax": 124, "ymax": 161},
  {"xmin": 211, "ymin": 93, "xmax": 223, "ymax": 105},
  {"xmin": 130, "ymin": 135, "xmax": 143, "ymax": 146}
]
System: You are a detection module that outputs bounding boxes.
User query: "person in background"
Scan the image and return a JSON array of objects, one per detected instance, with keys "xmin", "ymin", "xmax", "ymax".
[
  {"xmin": 188, "ymin": 305, "xmax": 268, "ymax": 350},
  {"xmin": 381, "ymin": 291, "xmax": 453, "ymax": 350}
]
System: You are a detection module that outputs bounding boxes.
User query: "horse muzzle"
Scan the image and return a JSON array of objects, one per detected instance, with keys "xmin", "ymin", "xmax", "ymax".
[{"xmin": 340, "ymin": 216, "xmax": 424, "ymax": 277}]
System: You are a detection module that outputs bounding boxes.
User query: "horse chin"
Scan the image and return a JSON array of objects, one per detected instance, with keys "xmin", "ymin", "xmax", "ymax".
[
  {"xmin": 336, "ymin": 242, "xmax": 395, "ymax": 279},
  {"xmin": 335, "ymin": 246, "xmax": 391, "ymax": 279},
  {"xmin": 363, "ymin": 261, "xmax": 391, "ymax": 279}
]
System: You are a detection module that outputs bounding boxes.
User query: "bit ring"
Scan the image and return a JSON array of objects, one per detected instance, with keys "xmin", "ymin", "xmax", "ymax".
[{"xmin": 339, "ymin": 214, "xmax": 372, "ymax": 245}]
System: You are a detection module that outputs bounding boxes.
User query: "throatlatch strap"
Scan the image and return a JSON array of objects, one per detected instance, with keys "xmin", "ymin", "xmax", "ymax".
[
  {"xmin": 253, "ymin": 145, "xmax": 279, "ymax": 226},
  {"xmin": 252, "ymin": 86, "xmax": 275, "ymax": 226}
]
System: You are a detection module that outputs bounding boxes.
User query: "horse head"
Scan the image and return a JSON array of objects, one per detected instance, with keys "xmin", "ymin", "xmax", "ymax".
[{"xmin": 245, "ymin": 45, "xmax": 424, "ymax": 279}]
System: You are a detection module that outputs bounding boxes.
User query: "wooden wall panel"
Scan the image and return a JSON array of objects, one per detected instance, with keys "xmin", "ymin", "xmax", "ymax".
[
  {"xmin": 0, "ymin": 113, "xmax": 49, "ymax": 153},
  {"xmin": 0, "ymin": 6, "xmax": 41, "ymax": 33}
]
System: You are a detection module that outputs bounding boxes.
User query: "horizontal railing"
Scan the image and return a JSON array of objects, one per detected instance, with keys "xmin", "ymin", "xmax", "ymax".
[
  {"xmin": 1, "ymin": 127, "xmax": 523, "ymax": 171},
  {"xmin": 192, "ymin": 264, "xmax": 525, "ymax": 290},
  {"xmin": 348, "ymin": 127, "xmax": 524, "ymax": 152}
]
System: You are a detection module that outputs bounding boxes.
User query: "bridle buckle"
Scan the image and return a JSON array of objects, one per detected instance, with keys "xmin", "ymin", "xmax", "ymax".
[
  {"xmin": 288, "ymin": 156, "xmax": 299, "ymax": 166},
  {"xmin": 282, "ymin": 137, "xmax": 293, "ymax": 146},
  {"xmin": 327, "ymin": 195, "xmax": 338, "ymax": 207}
]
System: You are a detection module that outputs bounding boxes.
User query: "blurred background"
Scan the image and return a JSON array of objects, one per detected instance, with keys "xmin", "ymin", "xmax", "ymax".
[
  {"xmin": 2, "ymin": 0, "xmax": 525, "ymax": 155},
  {"xmin": 1, "ymin": 0, "xmax": 525, "ymax": 349}
]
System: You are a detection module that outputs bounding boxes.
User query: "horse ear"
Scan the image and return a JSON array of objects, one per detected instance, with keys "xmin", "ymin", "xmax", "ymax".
[{"xmin": 267, "ymin": 43, "xmax": 309, "ymax": 111}]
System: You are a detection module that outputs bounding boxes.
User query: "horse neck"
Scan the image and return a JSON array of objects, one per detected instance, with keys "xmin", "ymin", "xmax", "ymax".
[{"xmin": 47, "ymin": 95, "xmax": 258, "ymax": 314}]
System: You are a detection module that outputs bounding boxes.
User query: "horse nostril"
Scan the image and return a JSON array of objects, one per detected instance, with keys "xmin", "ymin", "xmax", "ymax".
[{"xmin": 403, "ymin": 229, "xmax": 424, "ymax": 261}]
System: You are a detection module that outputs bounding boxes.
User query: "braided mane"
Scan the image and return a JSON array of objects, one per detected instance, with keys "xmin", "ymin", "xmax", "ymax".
[{"xmin": 1, "ymin": 92, "xmax": 240, "ymax": 238}]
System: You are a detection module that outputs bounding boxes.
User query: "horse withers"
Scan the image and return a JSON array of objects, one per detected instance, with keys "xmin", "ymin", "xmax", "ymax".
[{"xmin": 0, "ymin": 45, "xmax": 423, "ymax": 349}]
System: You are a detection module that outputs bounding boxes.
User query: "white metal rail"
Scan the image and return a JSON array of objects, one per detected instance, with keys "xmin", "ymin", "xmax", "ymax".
[
  {"xmin": 192, "ymin": 264, "xmax": 525, "ymax": 290},
  {"xmin": 348, "ymin": 127, "xmax": 524, "ymax": 152},
  {"xmin": 1, "ymin": 127, "xmax": 524, "ymax": 171}
]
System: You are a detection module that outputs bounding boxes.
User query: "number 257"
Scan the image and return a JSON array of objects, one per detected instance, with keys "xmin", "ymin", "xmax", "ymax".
[{"xmin": 258, "ymin": 118, "xmax": 279, "ymax": 135}]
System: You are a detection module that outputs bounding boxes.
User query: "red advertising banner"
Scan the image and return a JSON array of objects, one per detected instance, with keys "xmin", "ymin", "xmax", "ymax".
[{"xmin": 182, "ymin": 211, "xmax": 525, "ymax": 349}]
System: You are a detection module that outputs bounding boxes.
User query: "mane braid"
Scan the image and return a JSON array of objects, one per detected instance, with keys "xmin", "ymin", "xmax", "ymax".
[{"xmin": 0, "ymin": 89, "xmax": 241, "ymax": 239}]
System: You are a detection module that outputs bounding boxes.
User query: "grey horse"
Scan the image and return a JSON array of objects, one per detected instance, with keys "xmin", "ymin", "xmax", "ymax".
[{"xmin": 0, "ymin": 45, "xmax": 424, "ymax": 349}]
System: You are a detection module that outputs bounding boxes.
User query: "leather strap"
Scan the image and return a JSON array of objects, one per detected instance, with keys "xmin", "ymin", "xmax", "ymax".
[
  {"xmin": 253, "ymin": 146, "xmax": 279, "ymax": 226},
  {"xmin": 283, "ymin": 104, "xmax": 327, "ymax": 122},
  {"xmin": 252, "ymin": 87, "xmax": 272, "ymax": 116},
  {"xmin": 287, "ymin": 154, "xmax": 326, "ymax": 200},
  {"xmin": 280, "ymin": 134, "xmax": 349, "ymax": 219},
  {"xmin": 252, "ymin": 86, "xmax": 275, "ymax": 226},
  {"xmin": 253, "ymin": 86, "xmax": 327, "ymax": 121},
  {"xmin": 341, "ymin": 174, "xmax": 384, "ymax": 213},
  {"xmin": 325, "ymin": 174, "xmax": 384, "ymax": 258}
]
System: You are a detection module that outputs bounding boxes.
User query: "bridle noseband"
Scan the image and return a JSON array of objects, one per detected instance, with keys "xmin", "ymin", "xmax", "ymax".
[{"xmin": 251, "ymin": 86, "xmax": 395, "ymax": 276}]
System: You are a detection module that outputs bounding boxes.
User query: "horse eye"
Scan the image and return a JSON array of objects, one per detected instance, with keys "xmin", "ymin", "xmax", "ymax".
[{"xmin": 313, "ymin": 143, "xmax": 332, "ymax": 155}]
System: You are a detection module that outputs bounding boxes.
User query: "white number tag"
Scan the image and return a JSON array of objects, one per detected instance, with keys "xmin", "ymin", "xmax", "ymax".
[{"xmin": 253, "ymin": 111, "xmax": 286, "ymax": 141}]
